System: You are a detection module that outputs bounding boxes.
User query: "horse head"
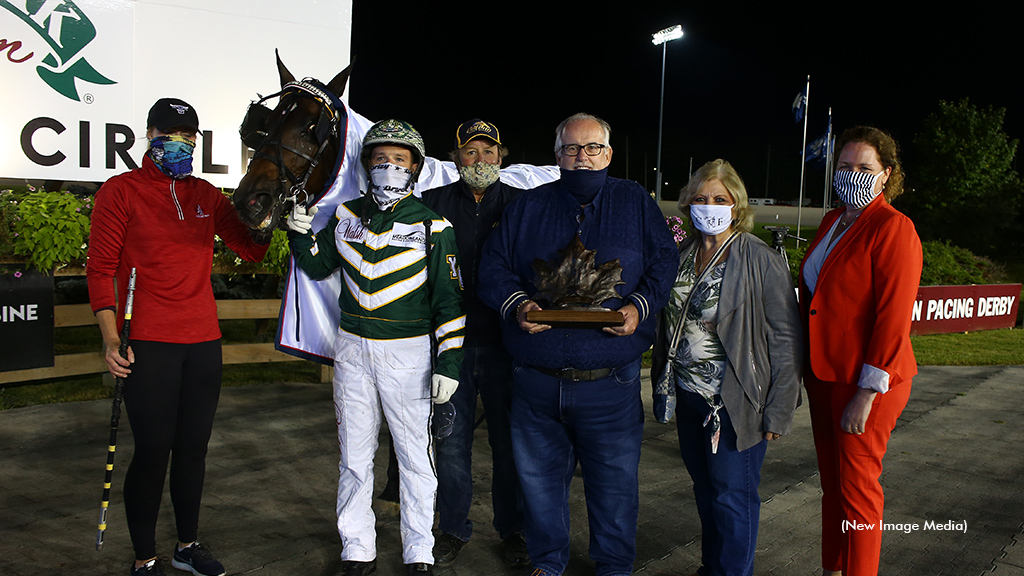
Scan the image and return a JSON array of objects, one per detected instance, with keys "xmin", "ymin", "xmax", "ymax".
[{"xmin": 234, "ymin": 50, "xmax": 353, "ymax": 231}]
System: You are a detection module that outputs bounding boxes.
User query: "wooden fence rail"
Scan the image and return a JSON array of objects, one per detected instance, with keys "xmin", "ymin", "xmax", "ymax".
[{"xmin": 0, "ymin": 299, "xmax": 313, "ymax": 385}]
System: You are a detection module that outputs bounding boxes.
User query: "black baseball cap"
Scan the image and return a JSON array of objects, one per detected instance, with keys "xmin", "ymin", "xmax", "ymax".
[
  {"xmin": 147, "ymin": 98, "xmax": 200, "ymax": 133},
  {"xmin": 455, "ymin": 118, "xmax": 501, "ymax": 148}
]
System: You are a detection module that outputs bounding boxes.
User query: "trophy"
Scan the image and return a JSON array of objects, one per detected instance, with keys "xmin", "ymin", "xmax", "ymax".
[{"xmin": 526, "ymin": 236, "xmax": 626, "ymax": 329}]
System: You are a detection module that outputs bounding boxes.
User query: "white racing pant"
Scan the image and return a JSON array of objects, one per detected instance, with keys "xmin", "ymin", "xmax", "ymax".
[{"xmin": 332, "ymin": 328, "xmax": 436, "ymax": 564}]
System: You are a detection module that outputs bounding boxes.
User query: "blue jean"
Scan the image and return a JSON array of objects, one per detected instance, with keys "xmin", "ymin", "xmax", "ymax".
[
  {"xmin": 436, "ymin": 345, "xmax": 523, "ymax": 541},
  {"xmin": 511, "ymin": 359, "xmax": 644, "ymax": 576},
  {"xmin": 676, "ymin": 388, "xmax": 767, "ymax": 576}
]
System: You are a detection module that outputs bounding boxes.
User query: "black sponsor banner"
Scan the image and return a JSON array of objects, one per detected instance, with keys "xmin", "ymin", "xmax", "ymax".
[{"xmin": 0, "ymin": 268, "xmax": 55, "ymax": 372}]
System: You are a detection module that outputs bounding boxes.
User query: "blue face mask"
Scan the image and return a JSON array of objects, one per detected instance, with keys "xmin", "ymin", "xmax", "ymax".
[
  {"xmin": 559, "ymin": 167, "xmax": 608, "ymax": 205},
  {"xmin": 149, "ymin": 135, "xmax": 196, "ymax": 179}
]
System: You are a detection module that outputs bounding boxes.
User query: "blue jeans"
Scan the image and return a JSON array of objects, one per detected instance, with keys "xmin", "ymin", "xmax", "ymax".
[
  {"xmin": 436, "ymin": 345, "xmax": 523, "ymax": 541},
  {"xmin": 511, "ymin": 359, "xmax": 644, "ymax": 576},
  {"xmin": 676, "ymin": 388, "xmax": 767, "ymax": 576}
]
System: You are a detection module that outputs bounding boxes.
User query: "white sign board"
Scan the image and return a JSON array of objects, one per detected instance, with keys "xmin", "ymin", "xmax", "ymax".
[{"xmin": 0, "ymin": 0, "xmax": 353, "ymax": 188}]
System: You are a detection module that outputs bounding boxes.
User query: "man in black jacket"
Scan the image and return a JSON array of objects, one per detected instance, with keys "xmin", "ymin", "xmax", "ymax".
[{"xmin": 422, "ymin": 119, "xmax": 528, "ymax": 567}]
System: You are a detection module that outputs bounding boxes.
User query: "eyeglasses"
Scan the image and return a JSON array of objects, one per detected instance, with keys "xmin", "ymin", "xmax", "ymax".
[{"xmin": 559, "ymin": 143, "xmax": 607, "ymax": 157}]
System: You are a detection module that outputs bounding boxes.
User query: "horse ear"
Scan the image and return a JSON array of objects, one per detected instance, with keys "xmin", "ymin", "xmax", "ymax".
[
  {"xmin": 327, "ymin": 57, "xmax": 355, "ymax": 98},
  {"xmin": 275, "ymin": 48, "xmax": 296, "ymax": 86}
]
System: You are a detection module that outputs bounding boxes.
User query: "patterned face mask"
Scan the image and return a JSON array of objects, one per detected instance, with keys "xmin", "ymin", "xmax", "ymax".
[
  {"xmin": 458, "ymin": 161, "xmax": 500, "ymax": 190},
  {"xmin": 834, "ymin": 169, "xmax": 884, "ymax": 209},
  {"xmin": 369, "ymin": 162, "xmax": 415, "ymax": 210},
  {"xmin": 149, "ymin": 135, "xmax": 196, "ymax": 179}
]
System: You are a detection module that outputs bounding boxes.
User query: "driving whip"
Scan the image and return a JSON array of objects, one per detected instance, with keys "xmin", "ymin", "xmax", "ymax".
[{"xmin": 95, "ymin": 267, "xmax": 137, "ymax": 551}]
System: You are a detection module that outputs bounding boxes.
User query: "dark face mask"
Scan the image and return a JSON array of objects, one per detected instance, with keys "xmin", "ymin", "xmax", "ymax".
[{"xmin": 559, "ymin": 167, "xmax": 608, "ymax": 205}]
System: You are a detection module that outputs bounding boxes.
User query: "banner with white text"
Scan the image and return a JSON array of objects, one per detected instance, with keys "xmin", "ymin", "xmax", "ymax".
[
  {"xmin": 0, "ymin": 268, "xmax": 53, "ymax": 372},
  {"xmin": 911, "ymin": 284, "xmax": 1021, "ymax": 335}
]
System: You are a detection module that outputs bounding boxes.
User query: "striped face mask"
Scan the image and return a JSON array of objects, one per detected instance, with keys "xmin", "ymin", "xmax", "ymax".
[{"xmin": 834, "ymin": 169, "xmax": 884, "ymax": 209}]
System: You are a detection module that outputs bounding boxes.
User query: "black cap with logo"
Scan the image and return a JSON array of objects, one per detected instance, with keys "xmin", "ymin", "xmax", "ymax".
[
  {"xmin": 147, "ymin": 98, "xmax": 200, "ymax": 133},
  {"xmin": 455, "ymin": 118, "xmax": 501, "ymax": 148}
]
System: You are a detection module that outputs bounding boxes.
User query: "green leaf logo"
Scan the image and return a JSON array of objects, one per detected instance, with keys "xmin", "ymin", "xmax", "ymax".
[{"xmin": 1, "ymin": 0, "xmax": 116, "ymax": 101}]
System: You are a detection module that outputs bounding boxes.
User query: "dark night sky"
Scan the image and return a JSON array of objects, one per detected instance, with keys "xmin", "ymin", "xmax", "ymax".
[{"xmin": 345, "ymin": 2, "xmax": 1022, "ymax": 203}]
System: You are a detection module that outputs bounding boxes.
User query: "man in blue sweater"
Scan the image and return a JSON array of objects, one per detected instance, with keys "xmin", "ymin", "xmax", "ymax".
[{"xmin": 478, "ymin": 113, "xmax": 678, "ymax": 576}]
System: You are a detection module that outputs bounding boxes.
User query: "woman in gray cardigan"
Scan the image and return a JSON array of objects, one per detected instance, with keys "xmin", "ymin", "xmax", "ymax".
[{"xmin": 651, "ymin": 159, "xmax": 802, "ymax": 576}]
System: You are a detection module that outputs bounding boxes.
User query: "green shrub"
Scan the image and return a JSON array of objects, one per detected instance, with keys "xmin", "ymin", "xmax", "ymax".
[
  {"xmin": 920, "ymin": 240, "xmax": 1004, "ymax": 286},
  {"xmin": 0, "ymin": 190, "xmax": 19, "ymax": 258},
  {"xmin": 785, "ymin": 245, "xmax": 807, "ymax": 285},
  {"xmin": 12, "ymin": 190, "xmax": 92, "ymax": 273}
]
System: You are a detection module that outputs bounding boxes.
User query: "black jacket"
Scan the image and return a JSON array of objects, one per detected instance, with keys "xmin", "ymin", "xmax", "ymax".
[{"xmin": 423, "ymin": 179, "xmax": 524, "ymax": 346}]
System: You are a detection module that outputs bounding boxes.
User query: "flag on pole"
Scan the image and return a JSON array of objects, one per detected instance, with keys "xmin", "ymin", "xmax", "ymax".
[
  {"xmin": 805, "ymin": 132, "xmax": 827, "ymax": 163},
  {"xmin": 805, "ymin": 118, "xmax": 832, "ymax": 164},
  {"xmin": 792, "ymin": 90, "xmax": 806, "ymax": 123}
]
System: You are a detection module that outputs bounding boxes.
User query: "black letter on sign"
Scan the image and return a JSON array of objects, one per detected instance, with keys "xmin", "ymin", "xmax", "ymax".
[
  {"xmin": 202, "ymin": 130, "xmax": 229, "ymax": 174},
  {"xmin": 21, "ymin": 117, "xmax": 66, "ymax": 166},
  {"xmin": 106, "ymin": 123, "xmax": 138, "ymax": 170},
  {"xmin": 80, "ymin": 121, "xmax": 90, "ymax": 168}
]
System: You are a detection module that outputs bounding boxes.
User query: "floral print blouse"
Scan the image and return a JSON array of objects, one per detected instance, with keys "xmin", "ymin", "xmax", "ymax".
[{"xmin": 665, "ymin": 249, "xmax": 727, "ymax": 399}]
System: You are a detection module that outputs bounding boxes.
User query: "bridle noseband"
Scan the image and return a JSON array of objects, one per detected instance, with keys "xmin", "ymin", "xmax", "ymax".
[{"xmin": 241, "ymin": 78, "xmax": 346, "ymax": 210}]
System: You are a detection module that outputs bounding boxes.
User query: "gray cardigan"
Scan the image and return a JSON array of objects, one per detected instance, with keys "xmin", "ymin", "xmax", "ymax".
[{"xmin": 651, "ymin": 232, "xmax": 803, "ymax": 452}]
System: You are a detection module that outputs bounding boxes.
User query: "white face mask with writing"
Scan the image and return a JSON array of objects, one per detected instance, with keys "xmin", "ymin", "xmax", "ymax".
[
  {"xmin": 369, "ymin": 162, "xmax": 414, "ymax": 210},
  {"xmin": 689, "ymin": 204, "xmax": 733, "ymax": 236}
]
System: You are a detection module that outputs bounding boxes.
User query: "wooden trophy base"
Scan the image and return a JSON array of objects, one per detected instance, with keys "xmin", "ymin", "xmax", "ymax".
[{"xmin": 526, "ymin": 309, "xmax": 625, "ymax": 329}]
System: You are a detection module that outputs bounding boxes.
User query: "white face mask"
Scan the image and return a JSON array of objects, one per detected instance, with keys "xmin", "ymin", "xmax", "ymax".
[
  {"xmin": 834, "ymin": 169, "xmax": 884, "ymax": 209},
  {"xmin": 689, "ymin": 204, "xmax": 734, "ymax": 236},
  {"xmin": 369, "ymin": 162, "xmax": 414, "ymax": 210}
]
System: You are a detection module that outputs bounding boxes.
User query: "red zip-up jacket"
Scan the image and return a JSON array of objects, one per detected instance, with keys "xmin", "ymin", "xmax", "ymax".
[{"xmin": 87, "ymin": 155, "xmax": 269, "ymax": 343}]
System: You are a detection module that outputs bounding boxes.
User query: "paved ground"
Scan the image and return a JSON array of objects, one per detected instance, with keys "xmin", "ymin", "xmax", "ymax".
[{"xmin": 2, "ymin": 365, "xmax": 1023, "ymax": 576}]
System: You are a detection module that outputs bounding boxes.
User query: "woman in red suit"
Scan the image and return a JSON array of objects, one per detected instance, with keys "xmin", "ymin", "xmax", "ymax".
[{"xmin": 799, "ymin": 126, "xmax": 922, "ymax": 576}]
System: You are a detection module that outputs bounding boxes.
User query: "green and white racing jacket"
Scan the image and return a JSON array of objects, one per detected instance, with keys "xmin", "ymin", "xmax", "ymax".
[{"xmin": 290, "ymin": 195, "xmax": 465, "ymax": 380}]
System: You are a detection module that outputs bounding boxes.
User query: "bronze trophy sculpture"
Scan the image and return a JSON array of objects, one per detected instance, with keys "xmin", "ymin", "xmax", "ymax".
[{"xmin": 527, "ymin": 236, "xmax": 626, "ymax": 328}]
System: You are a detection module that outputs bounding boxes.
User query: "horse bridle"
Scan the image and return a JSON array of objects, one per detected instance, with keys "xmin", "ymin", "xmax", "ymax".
[{"xmin": 240, "ymin": 78, "xmax": 345, "ymax": 210}]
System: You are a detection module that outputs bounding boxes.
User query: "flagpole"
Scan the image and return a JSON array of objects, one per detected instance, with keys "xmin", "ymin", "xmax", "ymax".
[
  {"xmin": 822, "ymin": 107, "xmax": 832, "ymax": 217},
  {"xmin": 796, "ymin": 75, "xmax": 810, "ymax": 248}
]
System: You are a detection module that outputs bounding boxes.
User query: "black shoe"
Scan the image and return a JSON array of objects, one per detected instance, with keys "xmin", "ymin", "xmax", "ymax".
[
  {"xmin": 501, "ymin": 533, "xmax": 530, "ymax": 567},
  {"xmin": 130, "ymin": 559, "xmax": 167, "ymax": 576},
  {"xmin": 406, "ymin": 563, "xmax": 434, "ymax": 575},
  {"xmin": 432, "ymin": 533, "xmax": 467, "ymax": 565},
  {"xmin": 171, "ymin": 543, "xmax": 224, "ymax": 576},
  {"xmin": 340, "ymin": 559, "xmax": 377, "ymax": 576}
]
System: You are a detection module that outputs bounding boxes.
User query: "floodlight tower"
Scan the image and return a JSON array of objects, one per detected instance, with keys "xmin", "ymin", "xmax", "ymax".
[{"xmin": 652, "ymin": 24, "xmax": 684, "ymax": 203}]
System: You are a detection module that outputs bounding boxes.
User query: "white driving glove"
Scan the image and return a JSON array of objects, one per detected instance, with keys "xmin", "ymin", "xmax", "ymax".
[
  {"xmin": 286, "ymin": 204, "xmax": 318, "ymax": 234},
  {"xmin": 431, "ymin": 374, "xmax": 459, "ymax": 404}
]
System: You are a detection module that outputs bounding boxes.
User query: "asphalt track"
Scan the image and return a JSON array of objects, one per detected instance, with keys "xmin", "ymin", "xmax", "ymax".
[{"xmin": 1, "ymin": 365, "xmax": 1022, "ymax": 575}]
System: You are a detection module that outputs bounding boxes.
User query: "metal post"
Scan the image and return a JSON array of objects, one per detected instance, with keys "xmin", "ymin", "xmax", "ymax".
[
  {"xmin": 796, "ymin": 75, "xmax": 810, "ymax": 248},
  {"xmin": 655, "ymin": 42, "xmax": 667, "ymax": 202}
]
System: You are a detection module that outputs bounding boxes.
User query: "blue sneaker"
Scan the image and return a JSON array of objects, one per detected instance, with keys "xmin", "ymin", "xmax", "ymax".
[{"xmin": 171, "ymin": 542, "xmax": 225, "ymax": 576}]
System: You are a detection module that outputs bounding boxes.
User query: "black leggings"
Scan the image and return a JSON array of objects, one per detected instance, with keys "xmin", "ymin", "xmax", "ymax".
[{"xmin": 122, "ymin": 339, "xmax": 222, "ymax": 560}]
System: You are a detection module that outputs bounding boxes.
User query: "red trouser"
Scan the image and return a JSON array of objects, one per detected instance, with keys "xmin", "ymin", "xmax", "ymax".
[{"xmin": 804, "ymin": 374, "xmax": 911, "ymax": 576}]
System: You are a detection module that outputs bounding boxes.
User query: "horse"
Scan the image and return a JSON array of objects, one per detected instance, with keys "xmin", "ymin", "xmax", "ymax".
[
  {"xmin": 233, "ymin": 50, "xmax": 352, "ymax": 232},
  {"xmin": 232, "ymin": 52, "xmax": 404, "ymax": 506}
]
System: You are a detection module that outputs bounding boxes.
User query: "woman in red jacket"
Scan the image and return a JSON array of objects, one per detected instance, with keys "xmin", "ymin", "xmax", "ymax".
[
  {"xmin": 799, "ymin": 126, "xmax": 922, "ymax": 576},
  {"xmin": 88, "ymin": 98, "xmax": 269, "ymax": 576}
]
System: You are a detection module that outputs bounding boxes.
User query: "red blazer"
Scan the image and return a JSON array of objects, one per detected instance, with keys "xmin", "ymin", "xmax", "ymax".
[{"xmin": 798, "ymin": 195, "xmax": 923, "ymax": 389}]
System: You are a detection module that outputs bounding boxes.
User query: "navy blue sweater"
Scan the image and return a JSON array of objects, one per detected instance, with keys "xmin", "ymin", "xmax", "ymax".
[
  {"xmin": 423, "ymin": 179, "xmax": 524, "ymax": 347},
  {"xmin": 479, "ymin": 175, "xmax": 678, "ymax": 370}
]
